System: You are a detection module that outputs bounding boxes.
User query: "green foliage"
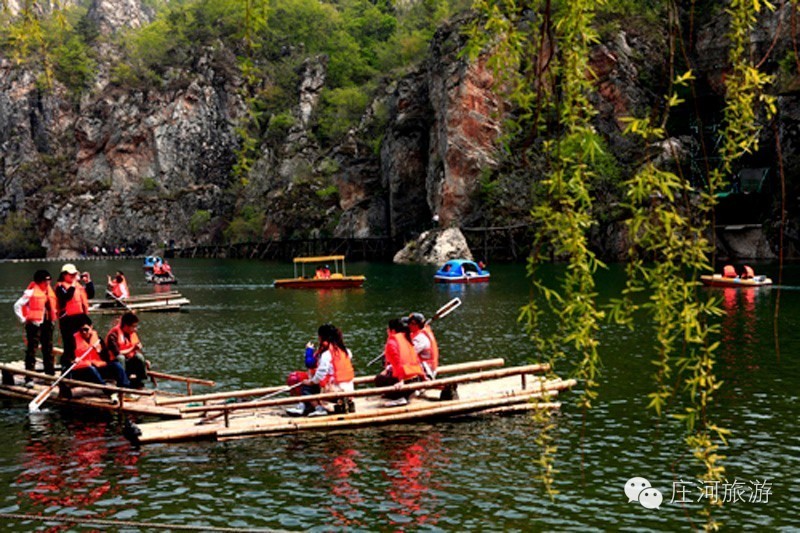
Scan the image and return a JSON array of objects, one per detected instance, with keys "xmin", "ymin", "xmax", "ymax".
[
  {"xmin": 0, "ymin": 212, "xmax": 45, "ymax": 259},
  {"xmin": 224, "ymin": 205, "xmax": 265, "ymax": 243},
  {"xmin": 266, "ymin": 111, "xmax": 295, "ymax": 142},
  {"xmin": 189, "ymin": 209, "xmax": 212, "ymax": 235},
  {"xmin": 317, "ymin": 85, "xmax": 371, "ymax": 142},
  {"xmin": 315, "ymin": 184, "xmax": 338, "ymax": 199},
  {"xmin": 52, "ymin": 35, "xmax": 96, "ymax": 96}
]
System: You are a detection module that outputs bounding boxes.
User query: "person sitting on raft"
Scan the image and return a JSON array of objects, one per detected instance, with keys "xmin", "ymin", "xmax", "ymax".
[
  {"xmin": 375, "ymin": 318, "xmax": 424, "ymax": 407},
  {"xmin": 722, "ymin": 264, "xmax": 737, "ymax": 278},
  {"xmin": 106, "ymin": 312, "xmax": 150, "ymax": 389},
  {"xmin": 107, "ymin": 271, "xmax": 130, "ymax": 299},
  {"xmin": 60, "ymin": 317, "xmax": 130, "ymax": 403},
  {"xmin": 407, "ymin": 312, "xmax": 439, "ymax": 380},
  {"xmin": 742, "ymin": 265, "xmax": 755, "ymax": 279},
  {"xmin": 286, "ymin": 324, "xmax": 355, "ymax": 417}
]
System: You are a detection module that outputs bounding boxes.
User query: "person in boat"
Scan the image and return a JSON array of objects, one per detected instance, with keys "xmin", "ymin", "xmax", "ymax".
[
  {"xmin": 407, "ymin": 312, "xmax": 439, "ymax": 380},
  {"xmin": 56, "ymin": 264, "xmax": 94, "ymax": 370},
  {"xmin": 286, "ymin": 324, "xmax": 355, "ymax": 417},
  {"xmin": 60, "ymin": 317, "xmax": 130, "ymax": 402},
  {"xmin": 105, "ymin": 312, "xmax": 149, "ymax": 389},
  {"xmin": 13, "ymin": 270, "xmax": 58, "ymax": 384},
  {"xmin": 374, "ymin": 318, "xmax": 424, "ymax": 407},
  {"xmin": 722, "ymin": 264, "xmax": 737, "ymax": 278},
  {"xmin": 742, "ymin": 265, "xmax": 755, "ymax": 279},
  {"xmin": 321, "ymin": 265, "xmax": 331, "ymax": 279},
  {"xmin": 107, "ymin": 271, "xmax": 130, "ymax": 299}
]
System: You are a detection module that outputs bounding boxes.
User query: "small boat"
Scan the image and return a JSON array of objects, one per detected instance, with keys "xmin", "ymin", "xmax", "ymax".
[
  {"xmin": 89, "ymin": 291, "xmax": 190, "ymax": 314},
  {"xmin": 142, "ymin": 256, "xmax": 163, "ymax": 271},
  {"xmin": 700, "ymin": 274, "xmax": 773, "ymax": 288},
  {"xmin": 124, "ymin": 359, "xmax": 575, "ymax": 445},
  {"xmin": 434, "ymin": 259, "xmax": 490, "ymax": 283},
  {"xmin": 0, "ymin": 361, "xmax": 215, "ymax": 418},
  {"xmin": 273, "ymin": 255, "xmax": 366, "ymax": 289}
]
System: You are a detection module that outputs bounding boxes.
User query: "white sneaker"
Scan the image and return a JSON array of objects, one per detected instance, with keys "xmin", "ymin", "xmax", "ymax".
[
  {"xmin": 109, "ymin": 393, "xmax": 120, "ymax": 405},
  {"xmin": 382, "ymin": 397, "xmax": 408, "ymax": 408},
  {"xmin": 285, "ymin": 403, "xmax": 306, "ymax": 416},
  {"xmin": 307, "ymin": 406, "xmax": 328, "ymax": 417}
]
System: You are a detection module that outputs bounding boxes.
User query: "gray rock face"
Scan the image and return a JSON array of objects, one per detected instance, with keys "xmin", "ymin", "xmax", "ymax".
[{"xmin": 393, "ymin": 227, "xmax": 473, "ymax": 264}]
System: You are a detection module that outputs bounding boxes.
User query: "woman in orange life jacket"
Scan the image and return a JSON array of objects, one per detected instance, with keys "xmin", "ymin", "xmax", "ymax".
[
  {"xmin": 742, "ymin": 265, "xmax": 756, "ymax": 279},
  {"xmin": 286, "ymin": 324, "xmax": 355, "ymax": 417},
  {"xmin": 55, "ymin": 264, "xmax": 95, "ymax": 371},
  {"xmin": 105, "ymin": 312, "xmax": 149, "ymax": 389},
  {"xmin": 107, "ymin": 271, "xmax": 130, "ymax": 299},
  {"xmin": 375, "ymin": 317, "xmax": 424, "ymax": 407},
  {"xmin": 61, "ymin": 316, "xmax": 130, "ymax": 402},
  {"xmin": 13, "ymin": 270, "xmax": 58, "ymax": 383}
]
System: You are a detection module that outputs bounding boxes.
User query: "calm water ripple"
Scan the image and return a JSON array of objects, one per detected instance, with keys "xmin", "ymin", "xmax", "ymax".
[{"xmin": 0, "ymin": 259, "xmax": 798, "ymax": 530}]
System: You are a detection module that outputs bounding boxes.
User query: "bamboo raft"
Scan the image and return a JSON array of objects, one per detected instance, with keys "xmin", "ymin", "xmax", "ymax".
[
  {"xmin": 127, "ymin": 360, "xmax": 575, "ymax": 445},
  {"xmin": 0, "ymin": 361, "xmax": 215, "ymax": 418},
  {"xmin": 89, "ymin": 291, "xmax": 191, "ymax": 314}
]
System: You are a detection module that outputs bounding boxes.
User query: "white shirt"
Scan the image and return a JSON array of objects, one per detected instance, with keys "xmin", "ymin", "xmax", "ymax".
[
  {"xmin": 412, "ymin": 331, "xmax": 432, "ymax": 361},
  {"xmin": 13, "ymin": 289, "xmax": 35, "ymax": 324}
]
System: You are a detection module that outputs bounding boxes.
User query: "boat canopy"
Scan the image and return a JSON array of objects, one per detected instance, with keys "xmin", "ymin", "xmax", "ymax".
[{"xmin": 293, "ymin": 255, "xmax": 346, "ymax": 263}]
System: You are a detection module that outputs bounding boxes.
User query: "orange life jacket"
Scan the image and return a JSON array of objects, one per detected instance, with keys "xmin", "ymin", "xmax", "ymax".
[
  {"xmin": 385, "ymin": 332, "xmax": 424, "ymax": 381},
  {"xmin": 326, "ymin": 345, "xmax": 355, "ymax": 386},
  {"xmin": 722, "ymin": 265, "xmax": 737, "ymax": 278},
  {"xmin": 413, "ymin": 325, "xmax": 439, "ymax": 371},
  {"xmin": 743, "ymin": 265, "xmax": 755, "ymax": 279},
  {"xmin": 58, "ymin": 281, "xmax": 88, "ymax": 317},
  {"xmin": 105, "ymin": 324, "xmax": 140, "ymax": 359},
  {"xmin": 110, "ymin": 279, "xmax": 129, "ymax": 298},
  {"xmin": 23, "ymin": 282, "xmax": 56, "ymax": 323},
  {"xmin": 73, "ymin": 330, "xmax": 105, "ymax": 369}
]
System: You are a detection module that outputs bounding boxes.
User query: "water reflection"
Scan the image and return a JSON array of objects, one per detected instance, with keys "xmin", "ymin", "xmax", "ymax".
[
  {"xmin": 383, "ymin": 432, "xmax": 445, "ymax": 529},
  {"xmin": 718, "ymin": 287, "xmax": 762, "ymax": 398},
  {"xmin": 15, "ymin": 416, "xmax": 138, "ymax": 529},
  {"xmin": 321, "ymin": 444, "xmax": 364, "ymax": 528}
]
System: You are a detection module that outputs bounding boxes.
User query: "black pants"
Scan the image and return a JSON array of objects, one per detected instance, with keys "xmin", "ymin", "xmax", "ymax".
[
  {"xmin": 59, "ymin": 314, "xmax": 87, "ymax": 369},
  {"xmin": 25, "ymin": 321, "xmax": 55, "ymax": 375}
]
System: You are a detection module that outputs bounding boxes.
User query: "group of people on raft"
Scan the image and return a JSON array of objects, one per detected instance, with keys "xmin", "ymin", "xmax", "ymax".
[
  {"xmin": 13, "ymin": 264, "xmax": 149, "ymax": 404},
  {"xmin": 285, "ymin": 312, "xmax": 445, "ymax": 417}
]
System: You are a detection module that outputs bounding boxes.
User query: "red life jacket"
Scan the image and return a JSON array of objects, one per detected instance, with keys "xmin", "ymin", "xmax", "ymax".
[
  {"xmin": 413, "ymin": 325, "xmax": 439, "ymax": 371},
  {"xmin": 385, "ymin": 332, "xmax": 423, "ymax": 381},
  {"xmin": 58, "ymin": 281, "xmax": 88, "ymax": 317},
  {"xmin": 23, "ymin": 282, "xmax": 56, "ymax": 322},
  {"xmin": 110, "ymin": 279, "xmax": 129, "ymax": 298},
  {"xmin": 105, "ymin": 324, "xmax": 139, "ymax": 359},
  {"xmin": 722, "ymin": 265, "xmax": 737, "ymax": 278},
  {"xmin": 73, "ymin": 330, "xmax": 105, "ymax": 369}
]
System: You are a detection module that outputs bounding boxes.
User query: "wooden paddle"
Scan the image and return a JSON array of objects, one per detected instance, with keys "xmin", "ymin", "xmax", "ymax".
[
  {"xmin": 196, "ymin": 382, "xmax": 305, "ymax": 425},
  {"xmin": 28, "ymin": 343, "xmax": 98, "ymax": 412},
  {"xmin": 106, "ymin": 290, "xmax": 134, "ymax": 312},
  {"xmin": 367, "ymin": 297, "xmax": 462, "ymax": 366}
]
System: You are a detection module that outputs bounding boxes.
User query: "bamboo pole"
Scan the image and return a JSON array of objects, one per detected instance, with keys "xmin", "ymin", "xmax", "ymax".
[
  {"xmin": 134, "ymin": 387, "xmax": 563, "ymax": 444},
  {"xmin": 215, "ymin": 389, "xmax": 567, "ymax": 440},
  {"xmin": 156, "ymin": 358, "xmax": 507, "ymax": 406},
  {"xmin": 147, "ymin": 371, "xmax": 215, "ymax": 386},
  {"xmin": 0, "ymin": 366, "xmax": 155, "ymax": 396},
  {"xmin": 183, "ymin": 364, "xmax": 554, "ymax": 415}
]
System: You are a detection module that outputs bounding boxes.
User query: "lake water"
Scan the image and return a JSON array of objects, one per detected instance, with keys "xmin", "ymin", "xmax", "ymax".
[{"xmin": 0, "ymin": 258, "xmax": 797, "ymax": 530}]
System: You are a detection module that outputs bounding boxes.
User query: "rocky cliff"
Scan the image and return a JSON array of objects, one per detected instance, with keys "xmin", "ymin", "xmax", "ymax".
[{"xmin": 1, "ymin": 2, "xmax": 798, "ymax": 260}]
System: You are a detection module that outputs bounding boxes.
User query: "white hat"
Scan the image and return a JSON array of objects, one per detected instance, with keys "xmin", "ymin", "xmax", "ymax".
[{"xmin": 61, "ymin": 263, "xmax": 79, "ymax": 274}]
